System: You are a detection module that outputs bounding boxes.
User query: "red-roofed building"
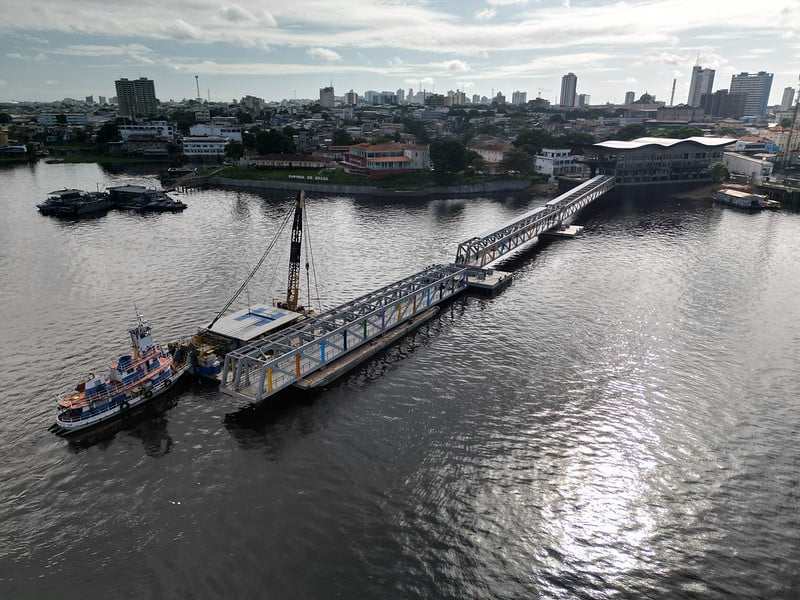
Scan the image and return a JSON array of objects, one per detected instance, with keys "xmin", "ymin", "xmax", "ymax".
[{"xmin": 341, "ymin": 143, "xmax": 430, "ymax": 178}]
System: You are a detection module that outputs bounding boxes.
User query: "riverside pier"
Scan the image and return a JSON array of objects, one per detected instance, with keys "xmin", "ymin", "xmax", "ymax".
[{"xmin": 219, "ymin": 175, "xmax": 616, "ymax": 403}]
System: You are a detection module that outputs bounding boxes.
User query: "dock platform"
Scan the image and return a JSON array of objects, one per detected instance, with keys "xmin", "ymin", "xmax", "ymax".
[
  {"xmin": 467, "ymin": 269, "xmax": 513, "ymax": 296},
  {"xmin": 541, "ymin": 225, "xmax": 584, "ymax": 239}
]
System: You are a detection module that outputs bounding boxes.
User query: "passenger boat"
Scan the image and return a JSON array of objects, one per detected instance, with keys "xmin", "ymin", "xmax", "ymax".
[
  {"xmin": 37, "ymin": 188, "xmax": 112, "ymax": 217},
  {"xmin": 54, "ymin": 315, "xmax": 189, "ymax": 433},
  {"xmin": 106, "ymin": 185, "xmax": 187, "ymax": 212}
]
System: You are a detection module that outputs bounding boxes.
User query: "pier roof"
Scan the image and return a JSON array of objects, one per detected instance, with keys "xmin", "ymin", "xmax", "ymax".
[{"xmin": 594, "ymin": 136, "xmax": 736, "ymax": 150}]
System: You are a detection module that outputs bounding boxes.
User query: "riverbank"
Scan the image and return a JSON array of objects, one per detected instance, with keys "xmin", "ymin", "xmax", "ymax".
[{"xmin": 206, "ymin": 175, "xmax": 536, "ymax": 198}]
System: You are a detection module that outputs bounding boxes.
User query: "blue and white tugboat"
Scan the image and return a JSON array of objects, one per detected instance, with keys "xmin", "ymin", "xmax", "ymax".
[{"xmin": 54, "ymin": 314, "xmax": 189, "ymax": 433}]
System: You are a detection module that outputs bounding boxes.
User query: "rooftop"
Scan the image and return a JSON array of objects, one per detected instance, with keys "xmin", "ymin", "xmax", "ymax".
[{"xmin": 594, "ymin": 136, "xmax": 737, "ymax": 150}]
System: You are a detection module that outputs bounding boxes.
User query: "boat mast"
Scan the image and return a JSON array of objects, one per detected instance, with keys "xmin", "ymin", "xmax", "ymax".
[{"xmin": 285, "ymin": 191, "xmax": 305, "ymax": 311}]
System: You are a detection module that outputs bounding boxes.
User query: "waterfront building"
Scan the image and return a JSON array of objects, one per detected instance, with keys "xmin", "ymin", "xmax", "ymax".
[
  {"xmin": 584, "ymin": 136, "xmax": 736, "ymax": 185},
  {"xmin": 730, "ymin": 72, "xmax": 773, "ymax": 117},
  {"xmin": 781, "ymin": 87, "xmax": 795, "ymax": 112},
  {"xmin": 687, "ymin": 65, "xmax": 715, "ymax": 107},
  {"xmin": 511, "ymin": 91, "xmax": 527, "ymax": 106},
  {"xmin": 115, "ymin": 77, "xmax": 158, "ymax": 119},
  {"xmin": 341, "ymin": 143, "xmax": 430, "ymax": 178},
  {"xmin": 182, "ymin": 135, "xmax": 230, "ymax": 158},
  {"xmin": 118, "ymin": 121, "xmax": 175, "ymax": 141},
  {"xmin": 189, "ymin": 123, "xmax": 242, "ymax": 142},
  {"xmin": 722, "ymin": 151, "xmax": 773, "ymax": 183},
  {"xmin": 625, "ymin": 91, "xmax": 635, "ymax": 105},
  {"xmin": 560, "ymin": 73, "xmax": 577, "ymax": 107},
  {"xmin": 319, "ymin": 86, "xmax": 335, "ymax": 108},
  {"xmin": 699, "ymin": 90, "xmax": 747, "ymax": 119},
  {"xmin": 534, "ymin": 148, "xmax": 583, "ymax": 181}
]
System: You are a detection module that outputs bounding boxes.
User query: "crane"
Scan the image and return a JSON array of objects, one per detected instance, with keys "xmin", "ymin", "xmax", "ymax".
[{"xmin": 283, "ymin": 191, "xmax": 305, "ymax": 311}]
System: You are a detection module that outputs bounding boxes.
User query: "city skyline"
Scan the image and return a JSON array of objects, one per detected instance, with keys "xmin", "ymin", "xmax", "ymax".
[{"xmin": 1, "ymin": 0, "xmax": 798, "ymax": 106}]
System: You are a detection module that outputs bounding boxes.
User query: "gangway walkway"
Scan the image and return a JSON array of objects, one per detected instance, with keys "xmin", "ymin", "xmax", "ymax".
[
  {"xmin": 454, "ymin": 175, "xmax": 615, "ymax": 267},
  {"xmin": 220, "ymin": 264, "xmax": 472, "ymax": 402}
]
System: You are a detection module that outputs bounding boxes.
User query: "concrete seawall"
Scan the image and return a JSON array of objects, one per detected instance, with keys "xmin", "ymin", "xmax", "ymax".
[{"xmin": 206, "ymin": 177, "xmax": 533, "ymax": 198}]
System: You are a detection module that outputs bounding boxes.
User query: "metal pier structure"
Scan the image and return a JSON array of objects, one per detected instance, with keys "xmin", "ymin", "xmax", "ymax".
[
  {"xmin": 220, "ymin": 264, "xmax": 471, "ymax": 402},
  {"xmin": 218, "ymin": 175, "xmax": 615, "ymax": 403},
  {"xmin": 454, "ymin": 175, "xmax": 615, "ymax": 267}
]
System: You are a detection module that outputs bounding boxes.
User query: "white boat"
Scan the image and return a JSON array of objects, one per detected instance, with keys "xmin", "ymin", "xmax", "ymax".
[{"xmin": 54, "ymin": 315, "xmax": 189, "ymax": 433}]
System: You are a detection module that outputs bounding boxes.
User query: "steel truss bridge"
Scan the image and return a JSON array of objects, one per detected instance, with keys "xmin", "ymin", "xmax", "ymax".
[
  {"xmin": 219, "ymin": 175, "xmax": 615, "ymax": 403},
  {"xmin": 455, "ymin": 175, "xmax": 615, "ymax": 266}
]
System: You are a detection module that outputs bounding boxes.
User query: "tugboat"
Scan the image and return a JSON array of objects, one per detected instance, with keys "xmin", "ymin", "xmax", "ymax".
[{"xmin": 53, "ymin": 313, "xmax": 189, "ymax": 433}]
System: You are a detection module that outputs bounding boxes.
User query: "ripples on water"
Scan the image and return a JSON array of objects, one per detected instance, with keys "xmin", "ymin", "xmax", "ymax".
[{"xmin": 1, "ymin": 162, "xmax": 799, "ymax": 598}]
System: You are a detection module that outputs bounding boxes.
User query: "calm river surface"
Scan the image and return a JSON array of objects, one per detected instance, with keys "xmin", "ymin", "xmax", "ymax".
[{"xmin": 1, "ymin": 161, "xmax": 799, "ymax": 599}]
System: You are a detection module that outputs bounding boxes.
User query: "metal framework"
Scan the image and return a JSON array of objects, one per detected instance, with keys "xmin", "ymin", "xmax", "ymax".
[
  {"xmin": 220, "ymin": 264, "xmax": 471, "ymax": 402},
  {"xmin": 454, "ymin": 175, "xmax": 615, "ymax": 266}
]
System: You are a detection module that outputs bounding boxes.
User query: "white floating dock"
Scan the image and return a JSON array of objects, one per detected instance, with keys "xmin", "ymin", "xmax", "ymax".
[
  {"xmin": 541, "ymin": 225, "xmax": 584, "ymax": 239},
  {"xmin": 466, "ymin": 269, "xmax": 513, "ymax": 296}
]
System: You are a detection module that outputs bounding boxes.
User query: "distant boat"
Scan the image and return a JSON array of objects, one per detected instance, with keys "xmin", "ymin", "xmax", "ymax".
[
  {"xmin": 37, "ymin": 188, "xmax": 112, "ymax": 217},
  {"xmin": 53, "ymin": 314, "xmax": 190, "ymax": 433},
  {"xmin": 106, "ymin": 185, "xmax": 187, "ymax": 212}
]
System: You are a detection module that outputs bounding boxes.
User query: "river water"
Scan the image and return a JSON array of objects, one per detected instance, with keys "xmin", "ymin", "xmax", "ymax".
[{"xmin": 1, "ymin": 161, "xmax": 798, "ymax": 599}]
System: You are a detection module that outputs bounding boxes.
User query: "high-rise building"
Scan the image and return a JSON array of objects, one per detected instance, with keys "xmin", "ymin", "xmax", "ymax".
[
  {"xmin": 115, "ymin": 77, "xmax": 158, "ymax": 119},
  {"xmin": 624, "ymin": 91, "xmax": 635, "ymax": 105},
  {"xmin": 98, "ymin": 96, "xmax": 107, "ymax": 105},
  {"xmin": 699, "ymin": 89, "xmax": 747, "ymax": 119},
  {"xmin": 687, "ymin": 65, "xmax": 715, "ymax": 107},
  {"xmin": 578, "ymin": 94, "xmax": 591, "ymax": 107},
  {"xmin": 319, "ymin": 86, "xmax": 335, "ymax": 108},
  {"xmin": 85, "ymin": 95, "xmax": 94, "ymax": 104},
  {"xmin": 511, "ymin": 91, "xmax": 527, "ymax": 105},
  {"xmin": 494, "ymin": 91, "xmax": 506, "ymax": 104},
  {"xmin": 560, "ymin": 73, "xmax": 577, "ymax": 107},
  {"xmin": 472, "ymin": 94, "xmax": 481, "ymax": 104},
  {"xmin": 781, "ymin": 87, "xmax": 796, "ymax": 112},
  {"xmin": 344, "ymin": 90, "xmax": 358, "ymax": 105},
  {"xmin": 396, "ymin": 88, "xmax": 405, "ymax": 104},
  {"xmin": 730, "ymin": 71, "xmax": 773, "ymax": 116}
]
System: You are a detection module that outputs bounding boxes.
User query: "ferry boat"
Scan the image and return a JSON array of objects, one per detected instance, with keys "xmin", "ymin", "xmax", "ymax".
[
  {"xmin": 37, "ymin": 188, "xmax": 112, "ymax": 217},
  {"xmin": 106, "ymin": 185, "xmax": 187, "ymax": 212},
  {"xmin": 54, "ymin": 315, "xmax": 189, "ymax": 433}
]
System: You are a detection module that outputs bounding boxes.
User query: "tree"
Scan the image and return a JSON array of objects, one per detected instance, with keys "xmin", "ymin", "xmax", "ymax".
[
  {"xmin": 95, "ymin": 121, "xmax": 120, "ymax": 145},
  {"xmin": 500, "ymin": 148, "xmax": 533, "ymax": 174},
  {"xmin": 0, "ymin": 113, "xmax": 11, "ymax": 124},
  {"xmin": 255, "ymin": 129, "xmax": 296, "ymax": 155},
  {"xmin": 556, "ymin": 132, "xmax": 595, "ymax": 153},
  {"xmin": 430, "ymin": 139, "xmax": 467, "ymax": 184},
  {"xmin": 225, "ymin": 141, "xmax": 245, "ymax": 160},
  {"xmin": 332, "ymin": 129, "xmax": 354, "ymax": 146},
  {"xmin": 513, "ymin": 128, "xmax": 556, "ymax": 155},
  {"xmin": 708, "ymin": 162, "xmax": 729, "ymax": 183},
  {"xmin": 236, "ymin": 110, "xmax": 254, "ymax": 124},
  {"xmin": 56, "ymin": 114, "xmax": 67, "ymax": 125},
  {"xmin": 610, "ymin": 123, "xmax": 649, "ymax": 141},
  {"xmin": 549, "ymin": 113, "xmax": 564, "ymax": 123},
  {"xmin": 672, "ymin": 125, "xmax": 704, "ymax": 139},
  {"xmin": 780, "ymin": 117, "xmax": 793, "ymax": 128},
  {"xmin": 171, "ymin": 110, "xmax": 197, "ymax": 135}
]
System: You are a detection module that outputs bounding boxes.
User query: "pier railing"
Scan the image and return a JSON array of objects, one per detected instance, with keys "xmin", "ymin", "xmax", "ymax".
[
  {"xmin": 220, "ymin": 264, "xmax": 469, "ymax": 402},
  {"xmin": 454, "ymin": 175, "xmax": 615, "ymax": 267}
]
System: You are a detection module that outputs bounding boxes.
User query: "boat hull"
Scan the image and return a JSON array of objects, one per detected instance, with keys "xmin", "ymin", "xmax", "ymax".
[{"xmin": 54, "ymin": 363, "xmax": 189, "ymax": 433}]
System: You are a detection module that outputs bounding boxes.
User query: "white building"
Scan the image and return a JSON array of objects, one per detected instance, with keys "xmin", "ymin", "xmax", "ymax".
[
  {"xmin": 182, "ymin": 135, "xmax": 229, "ymax": 157},
  {"xmin": 38, "ymin": 113, "xmax": 89, "ymax": 125},
  {"xmin": 511, "ymin": 91, "xmax": 527, "ymax": 106},
  {"xmin": 470, "ymin": 141, "xmax": 512, "ymax": 164},
  {"xmin": 188, "ymin": 123, "xmax": 242, "ymax": 142},
  {"xmin": 534, "ymin": 148, "xmax": 582, "ymax": 181},
  {"xmin": 687, "ymin": 65, "xmax": 715, "ymax": 107},
  {"xmin": 560, "ymin": 73, "xmax": 577, "ymax": 107},
  {"xmin": 118, "ymin": 121, "xmax": 175, "ymax": 141},
  {"xmin": 722, "ymin": 151, "xmax": 774, "ymax": 183}
]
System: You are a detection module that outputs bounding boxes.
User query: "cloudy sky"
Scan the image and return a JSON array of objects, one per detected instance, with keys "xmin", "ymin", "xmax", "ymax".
[{"xmin": 0, "ymin": 0, "xmax": 798, "ymax": 106}]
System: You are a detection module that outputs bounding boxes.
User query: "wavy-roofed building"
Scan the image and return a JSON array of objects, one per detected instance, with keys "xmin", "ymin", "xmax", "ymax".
[{"xmin": 584, "ymin": 136, "xmax": 736, "ymax": 186}]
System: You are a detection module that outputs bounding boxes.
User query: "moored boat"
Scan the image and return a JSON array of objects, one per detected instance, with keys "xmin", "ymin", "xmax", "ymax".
[
  {"xmin": 37, "ymin": 188, "xmax": 112, "ymax": 217},
  {"xmin": 54, "ymin": 315, "xmax": 189, "ymax": 433}
]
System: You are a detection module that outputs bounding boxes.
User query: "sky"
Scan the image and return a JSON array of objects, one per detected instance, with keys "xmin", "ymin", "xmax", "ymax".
[{"xmin": 0, "ymin": 0, "xmax": 798, "ymax": 106}]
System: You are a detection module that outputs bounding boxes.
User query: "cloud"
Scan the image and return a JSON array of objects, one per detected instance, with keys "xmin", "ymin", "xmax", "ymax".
[
  {"xmin": 641, "ymin": 50, "xmax": 688, "ymax": 66},
  {"xmin": 6, "ymin": 51, "xmax": 46, "ymax": 61},
  {"xmin": 475, "ymin": 8, "xmax": 496, "ymax": 20},
  {"xmin": 485, "ymin": 0, "xmax": 529, "ymax": 5},
  {"xmin": 434, "ymin": 59, "xmax": 470, "ymax": 72},
  {"xmin": 306, "ymin": 47, "xmax": 342, "ymax": 62},
  {"xmin": 456, "ymin": 81, "xmax": 475, "ymax": 90},
  {"xmin": 220, "ymin": 5, "xmax": 257, "ymax": 23},
  {"xmin": 388, "ymin": 56, "xmax": 404, "ymax": 68},
  {"xmin": 44, "ymin": 80, "xmax": 58, "ymax": 86},
  {"xmin": 405, "ymin": 76, "xmax": 435, "ymax": 87},
  {"xmin": 0, "ymin": 79, "xmax": 6, "ymax": 86},
  {"xmin": 169, "ymin": 19, "xmax": 203, "ymax": 41},
  {"xmin": 259, "ymin": 10, "xmax": 278, "ymax": 27}
]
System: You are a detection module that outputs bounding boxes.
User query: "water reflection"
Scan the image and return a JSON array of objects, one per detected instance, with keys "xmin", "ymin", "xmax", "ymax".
[{"xmin": 62, "ymin": 394, "xmax": 178, "ymax": 456}]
